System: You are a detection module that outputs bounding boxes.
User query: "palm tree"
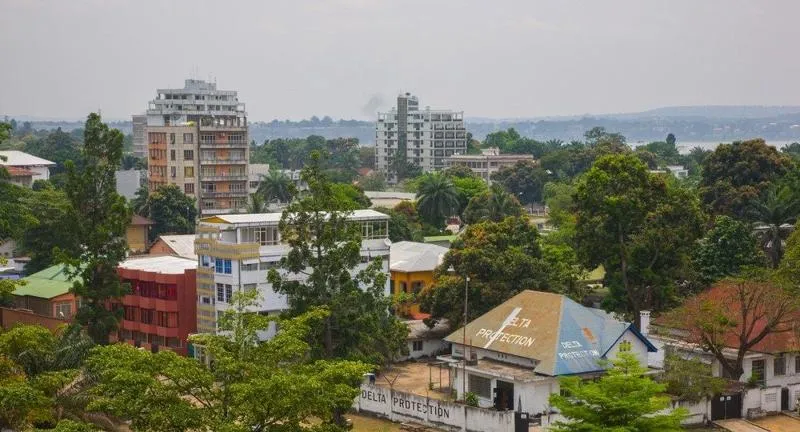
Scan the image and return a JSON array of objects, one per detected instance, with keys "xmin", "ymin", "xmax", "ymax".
[
  {"xmin": 416, "ymin": 173, "xmax": 459, "ymax": 227},
  {"xmin": 256, "ymin": 171, "xmax": 294, "ymax": 204},
  {"xmin": 248, "ymin": 193, "xmax": 266, "ymax": 213},
  {"xmin": 750, "ymin": 186, "xmax": 800, "ymax": 268},
  {"xmin": 463, "ymin": 184, "xmax": 524, "ymax": 224},
  {"xmin": 130, "ymin": 185, "xmax": 149, "ymax": 216}
]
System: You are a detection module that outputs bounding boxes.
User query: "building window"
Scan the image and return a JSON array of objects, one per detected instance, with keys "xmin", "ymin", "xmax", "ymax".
[
  {"xmin": 216, "ymin": 283, "xmax": 233, "ymax": 303},
  {"xmin": 54, "ymin": 302, "xmax": 72, "ymax": 319},
  {"xmin": 200, "ymin": 296, "xmax": 211, "ymax": 305},
  {"xmin": 243, "ymin": 283, "xmax": 257, "ymax": 292},
  {"xmin": 169, "ymin": 133, "xmax": 176, "ymax": 145},
  {"xmin": 184, "ymin": 150, "xmax": 194, "ymax": 160},
  {"xmin": 170, "ymin": 149, "xmax": 176, "ymax": 161},
  {"xmin": 241, "ymin": 226, "xmax": 279, "ymax": 246},
  {"xmin": 775, "ymin": 356, "xmax": 786, "ymax": 376},
  {"xmin": 215, "ymin": 258, "xmax": 232, "ymax": 274},
  {"xmin": 468, "ymin": 374, "xmax": 491, "ymax": 399},
  {"xmin": 202, "ymin": 200, "xmax": 215, "ymax": 209},
  {"xmin": 751, "ymin": 359, "xmax": 766, "ymax": 386},
  {"xmin": 183, "ymin": 133, "xmax": 194, "ymax": 144},
  {"xmin": 184, "ymin": 165, "xmax": 195, "ymax": 177},
  {"xmin": 185, "ymin": 183, "xmax": 195, "ymax": 194},
  {"xmin": 796, "ymin": 355, "xmax": 800, "ymax": 374},
  {"xmin": 259, "ymin": 261, "xmax": 276, "ymax": 271},
  {"xmin": 170, "ymin": 166, "xmax": 176, "ymax": 178},
  {"xmin": 124, "ymin": 306, "xmax": 137, "ymax": 321},
  {"xmin": 140, "ymin": 309, "xmax": 155, "ymax": 325},
  {"xmin": 249, "ymin": 181, "xmax": 259, "ymax": 189},
  {"xmin": 411, "ymin": 281, "xmax": 424, "ymax": 295},
  {"xmin": 149, "ymin": 132, "xmax": 166, "ymax": 144},
  {"xmin": 200, "ymin": 255, "xmax": 211, "ymax": 267},
  {"xmin": 619, "ymin": 340, "xmax": 632, "ymax": 352},
  {"xmin": 241, "ymin": 263, "xmax": 258, "ymax": 271},
  {"xmin": 412, "ymin": 340, "xmax": 423, "ymax": 352}
]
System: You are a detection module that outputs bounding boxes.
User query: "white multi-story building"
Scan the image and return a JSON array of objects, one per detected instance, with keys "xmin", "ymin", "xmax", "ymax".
[
  {"xmin": 375, "ymin": 93, "xmax": 466, "ymax": 178},
  {"xmin": 145, "ymin": 79, "xmax": 249, "ymax": 216},
  {"xmin": 193, "ymin": 210, "xmax": 391, "ymax": 336}
]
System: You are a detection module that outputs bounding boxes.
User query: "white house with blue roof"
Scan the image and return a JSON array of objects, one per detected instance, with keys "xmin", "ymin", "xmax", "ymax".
[{"xmin": 440, "ymin": 290, "xmax": 657, "ymax": 419}]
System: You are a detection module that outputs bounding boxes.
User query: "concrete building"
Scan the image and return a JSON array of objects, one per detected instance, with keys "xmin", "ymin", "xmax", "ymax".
[
  {"xmin": 115, "ymin": 169, "xmax": 147, "ymax": 200},
  {"xmin": 148, "ymin": 234, "xmax": 198, "ymax": 260},
  {"xmin": 0, "ymin": 150, "xmax": 55, "ymax": 184},
  {"xmin": 132, "ymin": 114, "xmax": 147, "ymax": 157},
  {"xmin": 194, "ymin": 210, "xmax": 391, "ymax": 335},
  {"xmin": 248, "ymin": 163, "xmax": 269, "ymax": 195},
  {"xmin": 146, "ymin": 79, "xmax": 249, "ymax": 216},
  {"xmin": 400, "ymin": 318, "xmax": 451, "ymax": 361},
  {"xmin": 444, "ymin": 148, "xmax": 534, "ymax": 182},
  {"xmin": 116, "ymin": 255, "xmax": 197, "ymax": 356},
  {"xmin": 375, "ymin": 93, "xmax": 466, "ymax": 177},
  {"xmin": 441, "ymin": 290, "xmax": 656, "ymax": 415},
  {"xmin": 126, "ymin": 215, "xmax": 153, "ymax": 254},
  {"xmin": 12, "ymin": 264, "xmax": 78, "ymax": 320}
]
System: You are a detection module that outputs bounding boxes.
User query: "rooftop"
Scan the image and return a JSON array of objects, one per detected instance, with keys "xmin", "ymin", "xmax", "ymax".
[
  {"xmin": 406, "ymin": 318, "xmax": 451, "ymax": 341},
  {"xmin": 119, "ymin": 255, "xmax": 197, "ymax": 274},
  {"xmin": 390, "ymin": 241, "xmax": 448, "ymax": 273},
  {"xmin": 152, "ymin": 234, "xmax": 198, "ymax": 260},
  {"xmin": 445, "ymin": 290, "xmax": 656, "ymax": 376},
  {"xmin": 14, "ymin": 264, "xmax": 74, "ymax": 299},
  {"xmin": 200, "ymin": 209, "xmax": 390, "ymax": 226},
  {"xmin": 0, "ymin": 150, "xmax": 55, "ymax": 167},
  {"xmin": 130, "ymin": 214, "xmax": 154, "ymax": 226}
]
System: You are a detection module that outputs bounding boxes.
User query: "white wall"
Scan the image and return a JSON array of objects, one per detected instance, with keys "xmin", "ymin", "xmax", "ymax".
[
  {"xmin": 30, "ymin": 165, "xmax": 50, "ymax": 181},
  {"xmin": 354, "ymin": 384, "xmax": 515, "ymax": 432},
  {"xmin": 399, "ymin": 339, "xmax": 448, "ymax": 361},
  {"xmin": 604, "ymin": 329, "xmax": 650, "ymax": 367}
]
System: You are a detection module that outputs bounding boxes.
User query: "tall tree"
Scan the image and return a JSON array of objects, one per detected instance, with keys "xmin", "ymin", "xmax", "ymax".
[
  {"xmin": 699, "ymin": 138, "xmax": 792, "ymax": 219},
  {"xmin": 267, "ymin": 152, "xmax": 407, "ymax": 363},
  {"xmin": 574, "ymin": 154, "xmax": 704, "ymax": 327},
  {"xmin": 58, "ymin": 113, "xmax": 130, "ymax": 345},
  {"xmin": 129, "ymin": 185, "xmax": 149, "ymax": 216},
  {"xmin": 420, "ymin": 217, "xmax": 570, "ymax": 327},
  {"xmin": 490, "ymin": 160, "xmax": 549, "ymax": 205},
  {"xmin": 358, "ymin": 171, "xmax": 386, "ymax": 191},
  {"xmin": 749, "ymin": 185, "xmax": 800, "ymax": 268},
  {"xmin": 549, "ymin": 352, "xmax": 685, "ymax": 432},
  {"xmin": 19, "ymin": 188, "xmax": 77, "ymax": 273},
  {"xmin": 147, "ymin": 184, "xmax": 197, "ymax": 241},
  {"xmin": 256, "ymin": 170, "xmax": 294, "ymax": 204},
  {"xmin": 660, "ymin": 276, "xmax": 799, "ymax": 380},
  {"xmin": 462, "ymin": 184, "xmax": 524, "ymax": 224},
  {"xmin": 691, "ymin": 215, "xmax": 765, "ymax": 285},
  {"xmin": 415, "ymin": 172, "xmax": 459, "ymax": 228}
]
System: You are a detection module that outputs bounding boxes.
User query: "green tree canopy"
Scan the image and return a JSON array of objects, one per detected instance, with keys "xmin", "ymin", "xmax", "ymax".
[
  {"xmin": 490, "ymin": 160, "xmax": 549, "ymax": 205},
  {"xmin": 357, "ymin": 171, "xmax": 386, "ymax": 191},
  {"xmin": 415, "ymin": 172, "xmax": 459, "ymax": 228},
  {"xmin": 146, "ymin": 184, "xmax": 197, "ymax": 241},
  {"xmin": 256, "ymin": 170, "xmax": 295, "ymax": 204},
  {"xmin": 549, "ymin": 352, "xmax": 685, "ymax": 432},
  {"xmin": 691, "ymin": 215, "xmax": 765, "ymax": 285},
  {"xmin": 574, "ymin": 154, "xmax": 705, "ymax": 327},
  {"xmin": 462, "ymin": 184, "xmax": 524, "ymax": 224},
  {"xmin": 699, "ymin": 138, "xmax": 792, "ymax": 219},
  {"xmin": 267, "ymin": 152, "xmax": 407, "ymax": 364},
  {"xmin": 58, "ymin": 113, "xmax": 130, "ymax": 344}
]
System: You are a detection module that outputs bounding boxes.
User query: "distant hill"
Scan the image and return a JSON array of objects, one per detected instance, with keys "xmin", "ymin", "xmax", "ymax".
[{"xmin": 6, "ymin": 105, "xmax": 800, "ymax": 145}]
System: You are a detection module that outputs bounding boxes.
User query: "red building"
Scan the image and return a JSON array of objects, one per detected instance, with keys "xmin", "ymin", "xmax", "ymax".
[{"xmin": 116, "ymin": 255, "xmax": 197, "ymax": 355}]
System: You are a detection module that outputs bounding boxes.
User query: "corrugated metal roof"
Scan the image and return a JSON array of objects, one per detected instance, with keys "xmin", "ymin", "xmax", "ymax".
[
  {"xmin": 119, "ymin": 255, "xmax": 197, "ymax": 274},
  {"xmin": 390, "ymin": 241, "xmax": 448, "ymax": 273},
  {"xmin": 14, "ymin": 264, "xmax": 74, "ymax": 299},
  {"xmin": 445, "ymin": 290, "xmax": 655, "ymax": 376},
  {"xmin": 154, "ymin": 234, "xmax": 198, "ymax": 260},
  {"xmin": 0, "ymin": 150, "xmax": 55, "ymax": 167}
]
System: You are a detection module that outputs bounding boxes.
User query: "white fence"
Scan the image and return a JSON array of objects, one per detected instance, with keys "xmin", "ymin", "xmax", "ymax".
[{"xmin": 354, "ymin": 384, "xmax": 516, "ymax": 432}]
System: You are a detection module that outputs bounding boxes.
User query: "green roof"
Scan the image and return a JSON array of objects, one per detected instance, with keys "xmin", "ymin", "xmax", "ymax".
[
  {"xmin": 13, "ymin": 264, "xmax": 76, "ymax": 299},
  {"xmin": 582, "ymin": 265, "xmax": 606, "ymax": 283}
]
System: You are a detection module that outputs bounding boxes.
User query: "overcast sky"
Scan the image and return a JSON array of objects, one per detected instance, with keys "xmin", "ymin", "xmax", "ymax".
[{"xmin": 1, "ymin": 0, "xmax": 799, "ymax": 121}]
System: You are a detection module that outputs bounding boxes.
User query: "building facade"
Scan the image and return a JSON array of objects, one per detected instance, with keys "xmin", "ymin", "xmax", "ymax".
[
  {"xmin": 0, "ymin": 150, "xmax": 55, "ymax": 184},
  {"xmin": 116, "ymin": 255, "xmax": 197, "ymax": 356},
  {"xmin": 389, "ymin": 241, "xmax": 448, "ymax": 319},
  {"xmin": 375, "ymin": 93, "xmax": 466, "ymax": 177},
  {"xmin": 132, "ymin": 114, "xmax": 147, "ymax": 157},
  {"xmin": 194, "ymin": 210, "xmax": 391, "ymax": 335},
  {"xmin": 146, "ymin": 79, "xmax": 249, "ymax": 216},
  {"xmin": 442, "ymin": 290, "xmax": 656, "ymax": 415},
  {"xmin": 444, "ymin": 148, "xmax": 534, "ymax": 182}
]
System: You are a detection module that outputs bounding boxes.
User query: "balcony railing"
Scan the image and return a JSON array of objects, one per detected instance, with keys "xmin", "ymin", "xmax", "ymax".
[
  {"xmin": 200, "ymin": 158, "xmax": 247, "ymax": 164},
  {"xmin": 200, "ymin": 191, "xmax": 249, "ymax": 198},
  {"xmin": 200, "ymin": 174, "xmax": 248, "ymax": 181}
]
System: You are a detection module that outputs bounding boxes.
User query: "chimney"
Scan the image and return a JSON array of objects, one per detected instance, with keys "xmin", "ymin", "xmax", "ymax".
[{"xmin": 640, "ymin": 310, "xmax": 651, "ymax": 336}]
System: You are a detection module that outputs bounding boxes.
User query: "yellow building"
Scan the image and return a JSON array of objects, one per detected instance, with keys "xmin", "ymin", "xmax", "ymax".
[
  {"xmin": 127, "ymin": 215, "xmax": 154, "ymax": 254},
  {"xmin": 390, "ymin": 241, "xmax": 449, "ymax": 319}
]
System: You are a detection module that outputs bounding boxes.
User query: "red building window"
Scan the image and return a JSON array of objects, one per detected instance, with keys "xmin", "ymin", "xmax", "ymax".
[
  {"xmin": 141, "ymin": 309, "xmax": 155, "ymax": 324},
  {"xmin": 124, "ymin": 306, "xmax": 138, "ymax": 321},
  {"xmin": 157, "ymin": 311, "xmax": 179, "ymax": 328}
]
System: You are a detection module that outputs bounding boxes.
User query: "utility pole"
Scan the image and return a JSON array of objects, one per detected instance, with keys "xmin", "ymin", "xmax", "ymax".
[{"xmin": 462, "ymin": 275, "xmax": 470, "ymax": 400}]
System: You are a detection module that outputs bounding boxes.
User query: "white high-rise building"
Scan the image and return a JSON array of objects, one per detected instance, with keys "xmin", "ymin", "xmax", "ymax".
[
  {"xmin": 375, "ymin": 93, "xmax": 466, "ymax": 178},
  {"xmin": 194, "ymin": 210, "xmax": 391, "ymax": 337}
]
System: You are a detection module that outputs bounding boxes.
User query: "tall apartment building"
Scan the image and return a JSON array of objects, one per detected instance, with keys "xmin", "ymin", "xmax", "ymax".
[
  {"xmin": 375, "ymin": 93, "xmax": 466, "ymax": 177},
  {"xmin": 193, "ymin": 210, "xmax": 391, "ymax": 336},
  {"xmin": 131, "ymin": 115, "xmax": 147, "ymax": 157},
  {"xmin": 146, "ymin": 79, "xmax": 249, "ymax": 216}
]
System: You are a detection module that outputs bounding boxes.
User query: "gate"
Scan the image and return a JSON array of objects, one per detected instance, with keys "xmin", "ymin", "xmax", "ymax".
[
  {"xmin": 513, "ymin": 412, "xmax": 541, "ymax": 432},
  {"xmin": 782, "ymin": 387, "xmax": 790, "ymax": 411},
  {"xmin": 711, "ymin": 393, "xmax": 742, "ymax": 420}
]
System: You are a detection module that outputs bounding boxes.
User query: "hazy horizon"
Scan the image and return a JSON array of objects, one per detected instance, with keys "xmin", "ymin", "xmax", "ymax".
[{"xmin": 2, "ymin": 0, "xmax": 799, "ymax": 121}]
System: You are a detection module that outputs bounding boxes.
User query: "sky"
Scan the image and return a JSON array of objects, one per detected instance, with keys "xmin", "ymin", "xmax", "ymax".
[{"xmin": 1, "ymin": 0, "xmax": 799, "ymax": 121}]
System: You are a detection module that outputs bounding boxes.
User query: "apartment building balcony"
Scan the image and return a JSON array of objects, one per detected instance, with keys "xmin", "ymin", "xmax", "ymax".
[
  {"xmin": 200, "ymin": 158, "xmax": 248, "ymax": 165},
  {"xmin": 199, "ymin": 124, "xmax": 247, "ymax": 131},
  {"xmin": 198, "ymin": 141, "xmax": 248, "ymax": 148},
  {"xmin": 200, "ymin": 174, "xmax": 248, "ymax": 181},
  {"xmin": 200, "ymin": 191, "xmax": 249, "ymax": 198}
]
